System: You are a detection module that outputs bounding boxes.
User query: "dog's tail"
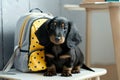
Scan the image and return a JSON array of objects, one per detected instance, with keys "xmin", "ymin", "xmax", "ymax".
[{"xmin": 81, "ymin": 64, "xmax": 95, "ymax": 72}]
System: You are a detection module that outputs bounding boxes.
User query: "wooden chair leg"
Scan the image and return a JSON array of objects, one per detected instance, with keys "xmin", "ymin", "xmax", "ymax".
[
  {"xmin": 109, "ymin": 7, "xmax": 120, "ymax": 80},
  {"xmin": 84, "ymin": 78, "xmax": 92, "ymax": 80},
  {"xmin": 85, "ymin": 9, "xmax": 92, "ymax": 67},
  {"xmin": 95, "ymin": 76, "xmax": 100, "ymax": 80}
]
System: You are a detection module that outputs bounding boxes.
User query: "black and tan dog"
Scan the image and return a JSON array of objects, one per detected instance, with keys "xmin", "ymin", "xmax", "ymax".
[{"xmin": 35, "ymin": 17, "xmax": 94, "ymax": 77}]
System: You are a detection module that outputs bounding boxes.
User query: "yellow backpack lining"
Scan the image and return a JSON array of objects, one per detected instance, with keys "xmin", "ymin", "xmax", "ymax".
[{"xmin": 28, "ymin": 19, "xmax": 48, "ymax": 71}]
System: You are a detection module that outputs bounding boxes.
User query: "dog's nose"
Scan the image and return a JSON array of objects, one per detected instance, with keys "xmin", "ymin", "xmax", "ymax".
[{"xmin": 55, "ymin": 37, "xmax": 61, "ymax": 42}]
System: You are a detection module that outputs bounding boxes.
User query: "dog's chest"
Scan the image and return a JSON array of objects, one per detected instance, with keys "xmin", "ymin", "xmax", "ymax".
[{"xmin": 52, "ymin": 45, "xmax": 62, "ymax": 54}]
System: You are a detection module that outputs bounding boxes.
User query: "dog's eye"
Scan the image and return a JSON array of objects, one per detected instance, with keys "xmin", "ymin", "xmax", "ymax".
[
  {"xmin": 61, "ymin": 23, "xmax": 65, "ymax": 27},
  {"xmin": 61, "ymin": 23, "xmax": 67, "ymax": 30},
  {"xmin": 54, "ymin": 22, "xmax": 57, "ymax": 26},
  {"xmin": 61, "ymin": 23, "xmax": 65, "ymax": 29},
  {"xmin": 50, "ymin": 26, "xmax": 55, "ymax": 30},
  {"xmin": 62, "ymin": 23, "xmax": 64, "ymax": 27}
]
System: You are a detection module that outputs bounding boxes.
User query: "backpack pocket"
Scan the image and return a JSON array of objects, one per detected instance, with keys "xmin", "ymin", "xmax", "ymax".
[
  {"xmin": 28, "ymin": 49, "xmax": 47, "ymax": 72},
  {"xmin": 14, "ymin": 49, "xmax": 29, "ymax": 72}
]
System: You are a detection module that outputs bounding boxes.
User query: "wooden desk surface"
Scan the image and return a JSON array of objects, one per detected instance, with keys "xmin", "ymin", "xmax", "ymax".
[
  {"xmin": 64, "ymin": 2, "xmax": 120, "ymax": 10},
  {"xmin": 80, "ymin": 2, "xmax": 120, "ymax": 9}
]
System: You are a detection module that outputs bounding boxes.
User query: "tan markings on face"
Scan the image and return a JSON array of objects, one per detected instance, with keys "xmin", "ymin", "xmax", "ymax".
[
  {"xmin": 45, "ymin": 54, "xmax": 54, "ymax": 58},
  {"xmin": 61, "ymin": 23, "xmax": 65, "ymax": 28},
  {"xmin": 54, "ymin": 22, "xmax": 57, "ymax": 26},
  {"xmin": 50, "ymin": 35, "xmax": 65, "ymax": 45},
  {"xmin": 59, "ymin": 54, "xmax": 71, "ymax": 59}
]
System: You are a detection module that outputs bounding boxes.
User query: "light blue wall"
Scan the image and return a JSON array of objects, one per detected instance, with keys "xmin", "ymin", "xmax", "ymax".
[
  {"xmin": 1, "ymin": 0, "xmax": 29, "ymax": 69},
  {"xmin": 29, "ymin": 0, "xmax": 61, "ymax": 16},
  {"xmin": 90, "ymin": 10, "xmax": 115, "ymax": 64},
  {"xmin": 0, "ymin": 0, "xmax": 3, "ymax": 70}
]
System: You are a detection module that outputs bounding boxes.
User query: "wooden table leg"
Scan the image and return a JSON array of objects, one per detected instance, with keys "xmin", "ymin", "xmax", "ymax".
[
  {"xmin": 85, "ymin": 9, "xmax": 92, "ymax": 66},
  {"xmin": 109, "ymin": 7, "xmax": 120, "ymax": 80}
]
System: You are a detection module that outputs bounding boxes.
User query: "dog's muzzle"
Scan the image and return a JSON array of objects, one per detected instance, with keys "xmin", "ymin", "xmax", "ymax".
[
  {"xmin": 50, "ymin": 35, "xmax": 65, "ymax": 45},
  {"xmin": 55, "ymin": 36, "xmax": 61, "ymax": 42}
]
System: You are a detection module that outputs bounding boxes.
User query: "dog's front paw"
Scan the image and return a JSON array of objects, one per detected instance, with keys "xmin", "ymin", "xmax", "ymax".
[
  {"xmin": 61, "ymin": 66, "xmax": 72, "ymax": 77},
  {"xmin": 44, "ymin": 65, "xmax": 56, "ymax": 76},
  {"xmin": 72, "ymin": 66, "xmax": 80, "ymax": 74},
  {"xmin": 61, "ymin": 71, "xmax": 72, "ymax": 77},
  {"xmin": 44, "ymin": 71, "xmax": 57, "ymax": 76},
  {"xmin": 72, "ymin": 69, "xmax": 80, "ymax": 73}
]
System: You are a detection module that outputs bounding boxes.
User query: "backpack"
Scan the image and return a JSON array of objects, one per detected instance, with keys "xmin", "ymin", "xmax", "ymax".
[{"xmin": 2, "ymin": 8, "xmax": 53, "ymax": 72}]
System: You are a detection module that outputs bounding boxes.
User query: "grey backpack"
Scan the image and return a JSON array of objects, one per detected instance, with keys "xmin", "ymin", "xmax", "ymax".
[{"xmin": 2, "ymin": 8, "xmax": 53, "ymax": 73}]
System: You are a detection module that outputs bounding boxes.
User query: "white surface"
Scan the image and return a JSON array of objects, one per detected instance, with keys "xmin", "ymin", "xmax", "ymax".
[{"xmin": 0, "ymin": 68, "xmax": 107, "ymax": 80}]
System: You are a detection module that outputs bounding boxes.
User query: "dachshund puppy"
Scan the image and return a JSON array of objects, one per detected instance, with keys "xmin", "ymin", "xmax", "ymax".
[{"xmin": 35, "ymin": 17, "xmax": 94, "ymax": 77}]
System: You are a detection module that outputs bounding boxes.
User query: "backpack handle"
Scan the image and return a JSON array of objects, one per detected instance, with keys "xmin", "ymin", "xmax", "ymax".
[{"xmin": 29, "ymin": 8, "xmax": 43, "ymax": 13}]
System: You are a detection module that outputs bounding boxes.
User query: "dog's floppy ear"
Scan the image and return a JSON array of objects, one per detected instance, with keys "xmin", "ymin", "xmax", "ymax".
[
  {"xmin": 67, "ymin": 22, "xmax": 82, "ymax": 48},
  {"xmin": 35, "ymin": 19, "xmax": 51, "ymax": 46},
  {"xmin": 35, "ymin": 17, "xmax": 58, "ymax": 46}
]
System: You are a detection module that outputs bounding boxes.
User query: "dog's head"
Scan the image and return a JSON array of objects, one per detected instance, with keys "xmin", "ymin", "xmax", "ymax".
[
  {"xmin": 47, "ymin": 17, "xmax": 69, "ymax": 45},
  {"xmin": 35, "ymin": 17, "xmax": 81, "ymax": 48}
]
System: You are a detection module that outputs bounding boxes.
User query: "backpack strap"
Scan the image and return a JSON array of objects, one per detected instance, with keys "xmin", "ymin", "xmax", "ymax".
[{"xmin": 2, "ymin": 46, "xmax": 19, "ymax": 72}]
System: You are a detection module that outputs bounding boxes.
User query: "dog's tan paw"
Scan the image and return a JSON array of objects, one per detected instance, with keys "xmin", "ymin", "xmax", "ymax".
[
  {"xmin": 44, "ymin": 65, "xmax": 56, "ymax": 76},
  {"xmin": 44, "ymin": 71, "xmax": 56, "ymax": 76},
  {"xmin": 61, "ymin": 66, "xmax": 72, "ymax": 77},
  {"xmin": 61, "ymin": 72, "xmax": 72, "ymax": 77},
  {"xmin": 72, "ymin": 69, "xmax": 80, "ymax": 73},
  {"xmin": 72, "ymin": 66, "xmax": 80, "ymax": 73}
]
